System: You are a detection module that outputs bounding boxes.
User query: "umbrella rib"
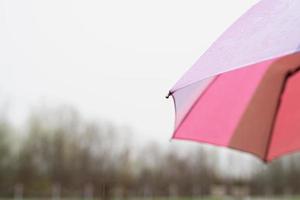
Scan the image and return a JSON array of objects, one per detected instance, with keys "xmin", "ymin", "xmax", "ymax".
[
  {"xmin": 171, "ymin": 76, "xmax": 220, "ymax": 139},
  {"xmin": 264, "ymin": 66, "xmax": 300, "ymax": 162}
]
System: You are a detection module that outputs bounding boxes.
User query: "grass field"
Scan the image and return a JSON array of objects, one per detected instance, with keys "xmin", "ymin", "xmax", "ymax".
[{"xmin": 137, "ymin": 198, "xmax": 300, "ymax": 200}]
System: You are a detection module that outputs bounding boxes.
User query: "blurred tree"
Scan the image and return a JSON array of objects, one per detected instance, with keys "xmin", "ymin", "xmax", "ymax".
[{"xmin": 0, "ymin": 119, "xmax": 14, "ymax": 196}]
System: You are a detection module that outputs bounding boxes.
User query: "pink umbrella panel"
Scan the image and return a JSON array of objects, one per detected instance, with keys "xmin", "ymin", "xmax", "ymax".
[{"xmin": 168, "ymin": 0, "xmax": 300, "ymax": 162}]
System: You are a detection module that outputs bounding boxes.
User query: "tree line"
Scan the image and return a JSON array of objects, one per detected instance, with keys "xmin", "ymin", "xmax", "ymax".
[{"xmin": 0, "ymin": 106, "xmax": 300, "ymax": 198}]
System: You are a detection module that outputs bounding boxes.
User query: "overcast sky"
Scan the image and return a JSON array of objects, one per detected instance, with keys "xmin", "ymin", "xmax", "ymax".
[{"xmin": 0, "ymin": 0, "xmax": 259, "ymax": 150}]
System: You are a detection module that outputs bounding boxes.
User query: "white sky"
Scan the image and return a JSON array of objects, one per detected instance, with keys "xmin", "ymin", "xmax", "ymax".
[{"xmin": 0, "ymin": 0, "xmax": 259, "ymax": 150}]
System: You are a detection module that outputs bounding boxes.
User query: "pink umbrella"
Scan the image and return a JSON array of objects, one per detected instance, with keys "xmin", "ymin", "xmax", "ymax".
[{"xmin": 168, "ymin": 0, "xmax": 300, "ymax": 162}]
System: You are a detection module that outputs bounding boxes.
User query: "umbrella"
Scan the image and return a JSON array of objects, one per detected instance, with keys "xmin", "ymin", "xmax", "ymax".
[{"xmin": 167, "ymin": 0, "xmax": 300, "ymax": 162}]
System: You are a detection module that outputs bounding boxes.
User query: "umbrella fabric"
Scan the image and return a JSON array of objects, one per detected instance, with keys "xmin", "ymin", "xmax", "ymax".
[{"xmin": 168, "ymin": 0, "xmax": 300, "ymax": 162}]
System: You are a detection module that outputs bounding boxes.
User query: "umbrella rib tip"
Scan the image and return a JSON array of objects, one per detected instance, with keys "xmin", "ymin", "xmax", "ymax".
[{"xmin": 166, "ymin": 91, "xmax": 173, "ymax": 99}]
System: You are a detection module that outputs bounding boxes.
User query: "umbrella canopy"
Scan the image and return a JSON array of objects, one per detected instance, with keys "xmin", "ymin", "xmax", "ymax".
[{"xmin": 168, "ymin": 0, "xmax": 300, "ymax": 162}]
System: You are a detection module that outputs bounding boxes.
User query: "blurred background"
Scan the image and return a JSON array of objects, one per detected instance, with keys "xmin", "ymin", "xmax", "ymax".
[{"xmin": 1, "ymin": 0, "xmax": 300, "ymax": 199}]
